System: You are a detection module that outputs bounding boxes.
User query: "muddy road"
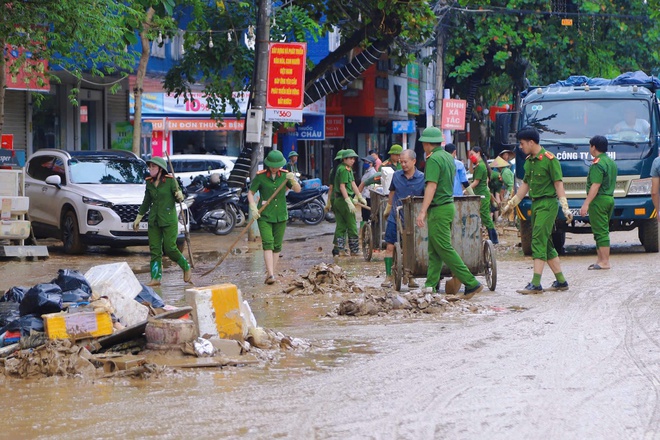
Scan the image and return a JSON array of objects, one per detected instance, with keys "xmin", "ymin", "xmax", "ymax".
[{"xmin": 1, "ymin": 223, "xmax": 659, "ymax": 439}]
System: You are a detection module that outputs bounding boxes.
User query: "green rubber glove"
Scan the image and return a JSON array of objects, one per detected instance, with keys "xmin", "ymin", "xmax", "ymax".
[{"xmin": 133, "ymin": 214, "xmax": 144, "ymax": 232}]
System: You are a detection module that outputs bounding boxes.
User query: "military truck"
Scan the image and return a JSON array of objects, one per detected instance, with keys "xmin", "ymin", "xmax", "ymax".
[{"xmin": 495, "ymin": 71, "xmax": 659, "ymax": 254}]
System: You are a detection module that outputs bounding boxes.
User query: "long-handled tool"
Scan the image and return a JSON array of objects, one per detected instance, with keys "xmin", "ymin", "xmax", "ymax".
[
  {"xmin": 201, "ymin": 178, "xmax": 288, "ymax": 277},
  {"xmin": 165, "ymin": 151, "xmax": 195, "ymax": 268}
]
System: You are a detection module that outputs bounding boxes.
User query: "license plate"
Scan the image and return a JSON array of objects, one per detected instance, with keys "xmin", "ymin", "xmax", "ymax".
[
  {"xmin": 569, "ymin": 209, "xmax": 581, "ymax": 217},
  {"xmin": 127, "ymin": 222, "xmax": 148, "ymax": 231}
]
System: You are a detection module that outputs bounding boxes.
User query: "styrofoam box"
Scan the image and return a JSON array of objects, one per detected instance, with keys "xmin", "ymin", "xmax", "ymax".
[
  {"xmin": 185, "ymin": 283, "xmax": 246, "ymax": 341},
  {"xmin": 84, "ymin": 262, "xmax": 149, "ymax": 327},
  {"xmin": 0, "ymin": 220, "xmax": 30, "ymax": 239},
  {"xmin": 0, "ymin": 171, "xmax": 20, "ymax": 197},
  {"xmin": 1, "ymin": 197, "xmax": 29, "ymax": 215}
]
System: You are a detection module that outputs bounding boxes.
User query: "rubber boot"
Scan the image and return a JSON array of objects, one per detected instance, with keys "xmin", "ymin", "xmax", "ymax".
[
  {"xmin": 336, "ymin": 237, "xmax": 346, "ymax": 256},
  {"xmin": 348, "ymin": 237, "xmax": 360, "ymax": 256},
  {"xmin": 488, "ymin": 228, "xmax": 499, "ymax": 244},
  {"xmin": 384, "ymin": 257, "xmax": 393, "ymax": 276},
  {"xmin": 177, "ymin": 256, "xmax": 192, "ymax": 283},
  {"xmin": 147, "ymin": 261, "xmax": 162, "ymax": 286}
]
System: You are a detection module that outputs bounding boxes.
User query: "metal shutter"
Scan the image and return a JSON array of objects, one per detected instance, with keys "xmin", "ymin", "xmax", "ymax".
[{"xmin": 4, "ymin": 90, "xmax": 27, "ymax": 150}]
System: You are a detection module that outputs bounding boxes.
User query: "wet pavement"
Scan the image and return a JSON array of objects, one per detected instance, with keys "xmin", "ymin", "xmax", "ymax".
[{"xmin": 1, "ymin": 221, "xmax": 659, "ymax": 439}]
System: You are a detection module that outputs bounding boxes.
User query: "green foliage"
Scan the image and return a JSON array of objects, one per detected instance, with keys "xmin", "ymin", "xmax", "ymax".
[{"xmin": 444, "ymin": 0, "xmax": 660, "ymax": 105}]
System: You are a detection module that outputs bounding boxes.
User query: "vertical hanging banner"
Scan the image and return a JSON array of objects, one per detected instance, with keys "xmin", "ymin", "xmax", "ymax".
[{"xmin": 265, "ymin": 42, "xmax": 306, "ymax": 123}]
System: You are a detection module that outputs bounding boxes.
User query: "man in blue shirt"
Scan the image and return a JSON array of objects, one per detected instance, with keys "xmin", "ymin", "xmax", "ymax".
[
  {"xmin": 381, "ymin": 149, "xmax": 426, "ymax": 288},
  {"xmin": 445, "ymin": 143, "xmax": 469, "ymax": 196}
]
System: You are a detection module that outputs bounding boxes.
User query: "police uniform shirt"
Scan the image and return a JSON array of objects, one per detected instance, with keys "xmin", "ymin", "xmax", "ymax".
[
  {"xmin": 425, "ymin": 146, "xmax": 456, "ymax": 207},
  {"xmin": 523, "ymin": 148, "xmax": 563, "ymax": 199},
  {"xmin": 587, "ymin": 153, "xmax": 617, "ymax": 196},
  {"xmin": 250, "ymin": 169, "xmax": 292, "ymax": 222}
]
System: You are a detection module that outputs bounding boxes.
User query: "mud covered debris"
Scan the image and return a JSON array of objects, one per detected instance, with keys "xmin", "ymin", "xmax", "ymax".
[
  {"xmin": 283, "ymin": 263, "xmax": 364, "ymax": 296},
  {"xmin": 335, "ymin": 291, "xmax": 487, "ymax": 317}
]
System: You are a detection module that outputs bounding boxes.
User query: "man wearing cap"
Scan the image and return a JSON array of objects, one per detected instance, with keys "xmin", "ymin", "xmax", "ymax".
[
  {"xmin": 286, "ymin": 150, "xmax": 300, "ymax": 174},
  {"xmin": 333, "ymin": 149, "xmax": 366, "ymax": 256},
  {"xmin": 444, "ymin": 143, "xmax": 470, "ymax": 196},
  {"xmin": 248, "ymin": 150, "xmax": 301, "ymax": 284},
  {"xmin": 379, "ymin": 144, "xmax": 403, "ymax": 171},
  {"xmin": 502, "ymin": 126, "xmax": 572, "ymax": 294},
  {"xmin": 369, "ymin": 149, "xmax": 382, "ymax": 171},
  {"xmin": 134, "ymin": 156, "xmax": 191, "ymax": 286},
  {"xmin": 415, "ymin": 126, "xmax": 483, "ymax": 299},
  {"xmin": 579, "ymin": 135, "xmax": 617, "ymax": 270}
]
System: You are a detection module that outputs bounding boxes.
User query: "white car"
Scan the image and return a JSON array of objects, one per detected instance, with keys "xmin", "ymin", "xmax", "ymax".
[
  {"xmin": 169, "ymin": 154, "xmax": 236, "ymax": 187},
  {"xmin": 24, "ymin": 149, "xmax": 188, "ymax": 254}
]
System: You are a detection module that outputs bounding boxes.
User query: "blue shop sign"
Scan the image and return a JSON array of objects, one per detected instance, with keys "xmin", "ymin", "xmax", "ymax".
[
  {"xmin": 296, "ymin": 114, "xmax": 325, "ymax": 140},
  {"xmin": 392, "ymin": 120, "xmax": 415, "ymax": 134}
]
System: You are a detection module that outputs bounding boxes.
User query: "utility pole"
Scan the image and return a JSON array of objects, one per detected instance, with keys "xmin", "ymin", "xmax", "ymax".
[
  {"xmin": 434, "ymin": 22, "xmax": 444, "ymax": 130},
  {"xmin": 248, "ymin": 0, "xmax": 270, "ymax": 240}
]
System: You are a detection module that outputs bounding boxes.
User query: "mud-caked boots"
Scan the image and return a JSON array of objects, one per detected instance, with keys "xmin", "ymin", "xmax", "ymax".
[
  {"xmin": 488, "ymin": 228, "xmax": 499, "ymax": 244},
  {"xmin": 177, "ymin": 256, "xmax": 192, "ymax": 283},
  {"xmin": 335, "ymin": 236, "xmax": 347, "ymax": 257},
  {"xmin": 147, "ymin": 261, "xmax": 162, "ymax": 287},
  {"xmin": 348, "ymin": 237, "xmax": 361, "ymax": 256}
]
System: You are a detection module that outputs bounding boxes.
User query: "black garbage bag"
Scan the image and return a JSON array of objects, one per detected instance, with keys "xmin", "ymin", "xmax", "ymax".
[
  {"xmin": 1, "ymin": 314, "xmax": 45, "ymax": 337},
  {"xmin": 135, "ymin": 283, "xmax": 165, "ymax": 308},
  {"xmin": 18, "ymin": 283, "xmax": 63, "ymax": 317},
  {"xmin": 61, "ymin": 288, "xmax": 91, "ymax": 303},
  {"xmin": 1, "ymin": 286, "xmax": 28, "ymax": 303},
  {"xmin": 51, "ymin": 269, "xmax": 92, "ymax": 295},
  {"xmin": 0, "ymin": 303, "xmax": 20, "ymax": 328}
]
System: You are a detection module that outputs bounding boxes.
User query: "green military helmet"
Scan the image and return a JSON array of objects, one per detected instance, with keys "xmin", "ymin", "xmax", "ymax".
[
  {"xmin": 342, "ymin": 149, "xmax": 359, "ymax": 159},
  {"xmin": 418, "ymin": 126, "xmax": 444, "ymax": 144},
  {"xmin": 334, "ymin": 149, "xmax": 346, "ymax": 160},
  {"xmin": 388, "ymin": 144, "xmax": 403, "ymax": 155},
  {"xmin": 264, "ymin": 150, "xmax": 287, "ymax": 168},
  {"xmin": 288, "ymin": 150, "xmax": 299, "ymax": 158},
  {"xmin": 146, "ymin": 156, "xmax": 169, "ymax": 173}
]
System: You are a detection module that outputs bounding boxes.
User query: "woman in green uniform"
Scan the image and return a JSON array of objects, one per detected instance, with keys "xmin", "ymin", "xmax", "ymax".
[
  {"xmin": 333, "ymin": 149, "xmax": 366, "ymax": 256},
  {"xmin": 248, "ymin": 150, "xmax": 300, "ymax": 284},
  {"xmin": 467, "ymin": 147, "xmax": 499, "ymax": 244},
  {"xmin": 133, "ymin": 156, "xmax": 190, "ymax": 287}
]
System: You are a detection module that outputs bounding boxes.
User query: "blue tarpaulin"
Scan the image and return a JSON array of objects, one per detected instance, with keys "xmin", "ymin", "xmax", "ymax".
[{"xmin": 547, "ymin": 71, "xmax": 660, "ymax": 88}]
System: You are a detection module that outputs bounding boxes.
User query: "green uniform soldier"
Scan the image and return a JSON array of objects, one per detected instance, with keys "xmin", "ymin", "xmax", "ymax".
[
  {"xmin": 248, "ymin": 150, "xmax": 301, "ymax": 284},
  {"xmin": 134, "ymin": 156, "xmax": 190, "ymax": 286},
  {"xmin": 333, "ymin": 149, "xmax": 366, "ymax": 256},
  {"xmin": 286, "ymin": 150, "xmax": 300, "ymax": 174},
  {"xmin": 467, "ymin": 146, "xmax": 498, "ymax": 244},
  {"xmin": 415, "ymin": 127, "xmax": 483, "ymax": 299},
  {"xmin": 502, "ymin": 126, "xmax": 573, "ymax": 294},
  {"xmin": 580, "ymin": 135, "xmax": 617, "ymax": 270},
  {"xmin": 378, "ymin": 144, "xmax": 403, "ymax": 171}
]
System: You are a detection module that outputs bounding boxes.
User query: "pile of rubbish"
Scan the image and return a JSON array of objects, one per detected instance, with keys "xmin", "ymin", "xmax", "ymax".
[
  {"xmin": 0, "ymin": 262, "xmax": 307, "ymax": 379},
  {"xmin": 335, "ymin": 290, "xmax": 487, "ymax": 317},
  {"xmin": 283, "ymin": 263, "xmax": 363, "ymax": 296}
]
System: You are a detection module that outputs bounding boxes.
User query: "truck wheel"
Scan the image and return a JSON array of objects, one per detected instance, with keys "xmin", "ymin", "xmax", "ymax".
[
  {"xmin": 639, "ymin": 220, "xmax": 659, "ymax": 253},
  {"xmin": 62, "ymin": 210, "xmax": 87, "ymax": 255},
  {"xmin": 552, "ymin": 230, "xmax": 566, "ymax": 255},
  {"xmin": 520, "ymin": 218, "xmax": 532, "ymax": 256}
]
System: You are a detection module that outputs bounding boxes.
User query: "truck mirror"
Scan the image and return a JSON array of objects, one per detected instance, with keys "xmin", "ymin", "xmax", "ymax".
[{"xmin": 494, "ymin": 112, "xmax": 518, "ymax": 147}]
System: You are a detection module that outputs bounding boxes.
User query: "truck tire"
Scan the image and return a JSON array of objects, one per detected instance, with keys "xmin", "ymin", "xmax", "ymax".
[
  {"xmin": 520, "ymin": 218, "xmax": 532, "ymax": 256},
  {"xmin": 552, "ymin": 230, "xmax": 566, "ymax": 255},
  {"xmin": 639, "ymin": 220, "xmax": 659, "ymax": 253}
]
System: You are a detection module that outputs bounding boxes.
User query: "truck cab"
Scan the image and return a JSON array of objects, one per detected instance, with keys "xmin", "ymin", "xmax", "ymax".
[{"xmin": 497, "ymin": 73, "xmax": 659, "ymax": 254}]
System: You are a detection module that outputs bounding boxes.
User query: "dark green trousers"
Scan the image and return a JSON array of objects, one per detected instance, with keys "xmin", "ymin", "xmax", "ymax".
[{"xmin": 589, "ymin": 195, "xmax": 614, "ymax": 248}]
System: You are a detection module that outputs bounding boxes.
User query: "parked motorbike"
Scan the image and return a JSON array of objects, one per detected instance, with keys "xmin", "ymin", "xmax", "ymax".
[
  {"xmin": 183, "ymin": 174, "xmax": 240, "ymax": 235},
  {"xmin": 287, "ymin": 184, "xmax": 328, "ymax": 225}
]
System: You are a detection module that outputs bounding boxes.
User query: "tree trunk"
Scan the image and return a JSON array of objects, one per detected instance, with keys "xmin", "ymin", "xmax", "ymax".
[
  {"xmin": 0, "ymin": 38, "xmax": 6, "ymax": 138},
  {"xmin": 132, "ymin": 7, "xmax": 155, "ymax": 156}
]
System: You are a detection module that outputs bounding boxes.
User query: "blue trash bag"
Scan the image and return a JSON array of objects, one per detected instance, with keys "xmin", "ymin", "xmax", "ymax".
[
  {"xmin": 0, "ymin": 314, "xmax": 45, "ymax": 337},
  {"xmin": 18, "ymin": 283, "xmax": 63, "ymax": 317},
  {"xmin": 1, "ymin": 286, "xmax": 28, "ymax": 303},
  {"xmin": 135, "ymin": 284, "xmax": 165, "ymax": 309},
  {"xmin": 51, "ymin": 269, "xmax": 92, "ymax": 296},
  {"xmin": 61, "ymin": 288, "xmax": 92, "ymax": 303}
]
